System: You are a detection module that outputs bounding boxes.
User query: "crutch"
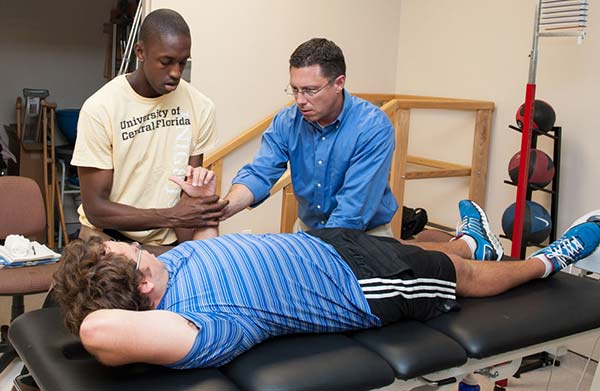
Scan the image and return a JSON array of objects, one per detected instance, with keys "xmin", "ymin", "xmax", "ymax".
[{"xmin": 118, "ymin": 0, "xmax": 144, "ymax": 76}]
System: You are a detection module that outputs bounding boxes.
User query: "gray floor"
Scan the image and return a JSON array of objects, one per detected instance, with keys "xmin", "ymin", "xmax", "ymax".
[
  {"xmin": 477, "ymin": 351, "xmax": 596, "ymax": 390},
  {"xmin": 0, "ymin": 351, "xmax": 596, "ymax": 391}
]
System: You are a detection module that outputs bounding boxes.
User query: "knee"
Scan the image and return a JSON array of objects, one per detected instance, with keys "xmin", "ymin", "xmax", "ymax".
[{"xmin": 448, "ymin": 255, "xmax": 474, "ymax": 295}]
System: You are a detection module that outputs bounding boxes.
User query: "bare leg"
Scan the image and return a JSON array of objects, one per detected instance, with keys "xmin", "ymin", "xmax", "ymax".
[
  {"xmin": 448, "ymin": 254, "xmax": 545, "ymax": 297},
  {"xmin": 401, "ymin": 238, "xmax": 472, "ymax": 259}
]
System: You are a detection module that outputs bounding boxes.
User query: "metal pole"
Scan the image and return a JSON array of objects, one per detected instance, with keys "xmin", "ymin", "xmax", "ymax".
[{"xmin": 510, "ymin": 0, "xmax": 542, "ymax": 258}]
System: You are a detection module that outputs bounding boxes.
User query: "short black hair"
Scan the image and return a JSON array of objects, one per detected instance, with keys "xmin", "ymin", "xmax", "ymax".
[
  {"xmin": 289, "ymin": 38, "xmax": 346, "ymax": 81},
  {"xmin": 139, "ymin": 9, "xmax": 190, "ymax": 44}
]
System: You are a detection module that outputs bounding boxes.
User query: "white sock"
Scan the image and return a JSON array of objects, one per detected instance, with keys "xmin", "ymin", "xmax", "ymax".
[
  {"xmin": 458, "ymin": 235, "xmax": 476, "ymax": 258},
  {"xmin": 532, "ymin": 254, "xmax": 554, "ymax": 278},
  {"xmin": 461, "ymin": 373, "xmax": 479, "ymax": 386}
]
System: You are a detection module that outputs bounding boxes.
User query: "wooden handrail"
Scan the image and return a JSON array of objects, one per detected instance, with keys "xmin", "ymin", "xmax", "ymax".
[
  {"xmin": 270, "ymin": 171, "xmax": 291, "ymax": 195},
  {"xmin": 356, "ymin": 93, "xmax": 495, "ymax": 111},
  {"xmin": 204, "ymin": 113, "xmax": 273, "ymax": 167},
  {"xmin": 204, "ymin": 101, "xmax": 294, "ymax": 167}
]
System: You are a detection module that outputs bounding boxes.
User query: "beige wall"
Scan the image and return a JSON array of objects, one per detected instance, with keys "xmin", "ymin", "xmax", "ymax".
[
  {"xmin": 396, "ymin": 0, "xmax": 600, "ymax": 246},
  {"xmin": 0, "ymin": 0, "xmax": 113, "ymax": 133},
  {"xmin": 147, "ymin": 0, "xmax": 403, "ymax": 234}
]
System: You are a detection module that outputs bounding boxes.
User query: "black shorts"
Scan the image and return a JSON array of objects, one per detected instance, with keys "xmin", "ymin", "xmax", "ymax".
[{"xmin": 307, "ymin": 228, "xmax": 459, "ymax": 324}]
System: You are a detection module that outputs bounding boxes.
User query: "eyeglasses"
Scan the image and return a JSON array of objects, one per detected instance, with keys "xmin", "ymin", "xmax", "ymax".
[
  {"xmin": 284, "ymin": 80, "xmax": 333, "ymax": 98},
  {"xmin": 132, "ymin": 242, "xmax": 142, "ymax": 271}
]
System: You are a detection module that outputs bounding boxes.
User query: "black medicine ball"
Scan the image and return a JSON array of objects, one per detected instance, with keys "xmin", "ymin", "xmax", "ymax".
[
  {"xmin": 515, "ymin": 100, "xmax": 556, "ymax": 132},
  {"xmin": 508, "ymin": 149, "xmax": 555, "ymax": 188},
  {"xmin": 502, "ymin": 201, "xmax": 552, "ymax": 245}
]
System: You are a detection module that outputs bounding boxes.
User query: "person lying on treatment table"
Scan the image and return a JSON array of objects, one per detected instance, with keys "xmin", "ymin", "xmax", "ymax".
[{"xmin": 52, "ymin": 172, "xmax": 600, "ymax": 369}]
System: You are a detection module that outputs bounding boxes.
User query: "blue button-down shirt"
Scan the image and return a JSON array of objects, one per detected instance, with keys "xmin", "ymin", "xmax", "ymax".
[{"xmin": 232, "ymin": 90, "xmax": 398, "ymax": 230}]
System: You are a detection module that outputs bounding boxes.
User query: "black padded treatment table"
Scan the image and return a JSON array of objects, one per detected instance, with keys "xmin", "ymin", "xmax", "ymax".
[{"xmin": 9, "ymin": 272, "xmax": 600, "ymax": 391}]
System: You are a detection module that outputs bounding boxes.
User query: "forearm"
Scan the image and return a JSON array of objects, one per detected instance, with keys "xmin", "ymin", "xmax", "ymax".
[
  {"xmin": 192, "ymin": 226, "xmax": 219, "ymax": 240},
  {"xmin": 222, "ymin": 184, "xmax": 255, "ymax": 219},
  {"xmin": 82, "ymin": 190, "xmax": 224, "ymax": 232},
  {"xmin": 83, "ymin": 200, "xmax": 182, "ymax": 231},
  {"xmin": 175, "ymin": 228, "xmax": 195, "ymax": 242},
  {"xmin": 326, "ymin": 186, "xmax": 389, "ymax": 230}
]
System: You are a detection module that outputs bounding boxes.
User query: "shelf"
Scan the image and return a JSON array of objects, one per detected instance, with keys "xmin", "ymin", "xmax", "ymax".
[
  {"xmin": 503, "ymin": 180, "xmax": 555, "ymax": 195},
  {"xmin": 505, "ymin": 124, "xmax": 561, "ymax": 258},
  {"xmin": 508, "ymin": 124, "xmax": 560, "ymax": 140}
]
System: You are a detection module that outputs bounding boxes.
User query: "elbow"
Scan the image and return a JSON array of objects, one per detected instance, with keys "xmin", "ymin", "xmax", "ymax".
[
  {"xmin": 80, "ymin": 205, "xmax": 103, "ymax": 228},
  {"xmin": 85, "ymin": 214, "xmax": 104, "ymax": 228},
  {"xmin": 82, "ymin": 203, "xmax": 108, "ymax": 228},
  {"xmin": 80, "ymin": 195, "xmax": 112, "ymax": 228},
  {"xmin": 79, "ymin": 313, "xmax": 102, "ymax": 348},
  {"xmin": 79, "ymin": 312, "xmax": 121, "ymax": 366}
]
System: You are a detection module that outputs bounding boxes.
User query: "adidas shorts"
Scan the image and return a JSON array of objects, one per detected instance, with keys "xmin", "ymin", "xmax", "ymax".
[{"xmin": 308, "ymin": 228, "xmax": 459, "ymax": 324}]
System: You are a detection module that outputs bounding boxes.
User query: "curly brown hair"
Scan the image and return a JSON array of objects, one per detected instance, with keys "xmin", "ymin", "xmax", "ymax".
[{"xmin": 53, "ymin": 237, "xmax": 153, "ymax": 334}]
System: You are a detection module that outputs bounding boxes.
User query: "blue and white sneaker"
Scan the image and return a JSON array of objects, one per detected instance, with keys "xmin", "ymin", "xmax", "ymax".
[
  {"xmin": 456, "ymin": 200, "xmax": 504, "ymax": 260},
  {"xmin": 530, "ymin": 218, "xmax": 600, "ymax": 274}
]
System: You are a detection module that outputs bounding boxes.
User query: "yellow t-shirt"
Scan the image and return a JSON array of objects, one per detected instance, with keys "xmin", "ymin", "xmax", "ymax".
[{"xmin": 71, "ymin": 75, "xmax": 217, "ymax": 245}]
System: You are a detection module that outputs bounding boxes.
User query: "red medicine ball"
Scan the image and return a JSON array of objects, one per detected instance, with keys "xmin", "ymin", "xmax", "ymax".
[
  {"xmin": 508, "ymin": 148, "xmax": 555, "ymax": 188},
  {"xmin": 515, "ymin": 100, "xmax": 556, "ymax": 132}
]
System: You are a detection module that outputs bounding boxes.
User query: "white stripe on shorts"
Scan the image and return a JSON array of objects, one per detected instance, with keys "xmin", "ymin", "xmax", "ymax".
[
  {"xmin": 358, "ymin": 277, "xmax": 456, "ymax": 288},
  {"xmin": 358, "ymin": 277, "xmax": 456, "ymax": 300}
]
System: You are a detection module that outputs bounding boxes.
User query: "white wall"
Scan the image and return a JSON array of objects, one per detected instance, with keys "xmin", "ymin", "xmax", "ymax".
[
  {"xmin": 0, "ymin": 0, "xmax": 113, "ymax": 134},
  {"xmin": 396, "ymin": 0, "xmax": 600, "ymax": 247},
  {"xmin": 147, "ymin": 0, "xmax": 403, "ymax": 234}
]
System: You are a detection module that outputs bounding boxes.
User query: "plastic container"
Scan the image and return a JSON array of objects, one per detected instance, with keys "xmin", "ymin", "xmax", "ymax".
[{"xmin": 55, "ymin": 109, "xmax": 80, "ymax": 145}]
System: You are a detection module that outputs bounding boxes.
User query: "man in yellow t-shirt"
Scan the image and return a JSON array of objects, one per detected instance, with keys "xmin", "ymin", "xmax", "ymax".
[{"xmin": 72, "ymin": 9, "xmax": 227, "ymax": 253}]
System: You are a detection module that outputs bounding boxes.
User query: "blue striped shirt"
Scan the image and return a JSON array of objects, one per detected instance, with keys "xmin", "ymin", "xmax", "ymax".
[{"xmin": 156, "ymin": 232, "xmax": 381, "ymax": 369}]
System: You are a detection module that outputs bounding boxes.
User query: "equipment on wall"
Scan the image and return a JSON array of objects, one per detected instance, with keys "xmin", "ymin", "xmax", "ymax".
[
  {"xmin": 510, "ymin": 0, "xmax": 588, "ymax": 257},
  {"xmin": 20, "ymin": 88, "xmax": 49, "ymax": 145}
]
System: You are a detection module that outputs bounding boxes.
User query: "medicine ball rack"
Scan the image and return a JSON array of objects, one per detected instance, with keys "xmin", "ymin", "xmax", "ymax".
[
  {"xmin": 501, "ymin": 124, "xmax": 562, "ymax": 259},
  {"xmin": 494, "ymin": 124, "xmax": 563, "ymax": 391}
]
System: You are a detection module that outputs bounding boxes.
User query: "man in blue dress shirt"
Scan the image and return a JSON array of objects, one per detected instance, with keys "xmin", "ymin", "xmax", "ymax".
[{"xmin": 222, "ymin": 38, "xmax": 398, "ymax": 236}]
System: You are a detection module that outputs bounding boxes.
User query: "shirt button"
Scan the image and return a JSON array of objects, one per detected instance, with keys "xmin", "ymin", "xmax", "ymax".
[
  {"xmin": 318, "ymin": 160, "xmax": 323, "ymax": 165},
  {"xmin": 321, "ymin": 220, "xmax": 326, "ymax": 224},
  {"xmin": 317, "ymin": 205, "xmax": 321, "ymax": 209},
  {"xmin": 321, "ymin": 136, "xmax": 326, "ymax": 141},
  {"xmin": 317, "ymin": 183, "xmax": 321, "ymax": 188}
]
